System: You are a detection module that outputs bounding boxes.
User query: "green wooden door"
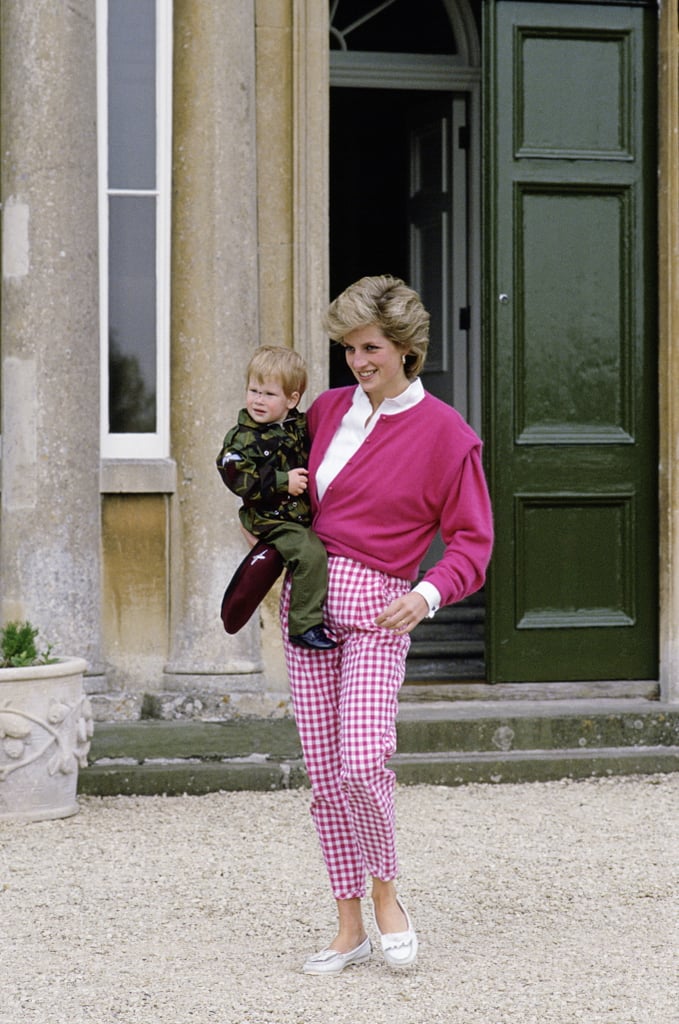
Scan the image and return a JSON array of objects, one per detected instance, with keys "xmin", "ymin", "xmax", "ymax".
[{"xmin": 485, "ymin": 1, "xmax": 657, "ymax": 682}]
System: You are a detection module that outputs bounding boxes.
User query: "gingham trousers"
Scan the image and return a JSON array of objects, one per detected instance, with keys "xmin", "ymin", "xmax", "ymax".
[{"xmin": 281, "ymin": 555, "xmax": 411, "ymax": 900}]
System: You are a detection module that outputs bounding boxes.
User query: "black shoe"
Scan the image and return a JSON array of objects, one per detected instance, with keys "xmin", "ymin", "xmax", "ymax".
[{"xmin": 289, "ymin": 625, "xmax": 338, "ymax": 650}]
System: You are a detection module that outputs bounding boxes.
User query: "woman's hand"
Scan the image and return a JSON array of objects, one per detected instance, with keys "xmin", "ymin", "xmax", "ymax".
[{"xmin": 375, "ymin": 591, "xmax": 429, "ymax": 634}]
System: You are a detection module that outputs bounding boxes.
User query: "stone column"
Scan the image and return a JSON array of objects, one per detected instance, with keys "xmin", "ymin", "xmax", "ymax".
[
  {"xmin": 255, "ymin": 0, "xmax": 329, "ymax": 408},
  {"xmin": 250, "ymin": 1, "xmax": 330, "ymax": 689},
  {"xmin": 164, "ymin": 1, "xmax": 264, "ymax": 694},
  {"xmin": 658, "ymin": 0, "xmax": 679, "ymax": 704},
  {"xmin": 0, "ymin": 1, "xmax": 103, "ymax": 679},
  {"xmin": 255, "ymin": 0, "xmax": 295, "ymax": 350},
  {"xmin": 292, "ymin": 0, "xmax": 330, "ymax": 402}
]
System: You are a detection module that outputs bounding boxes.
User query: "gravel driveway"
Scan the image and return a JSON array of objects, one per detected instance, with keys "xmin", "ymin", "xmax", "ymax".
[{"xmin": 2, "ymin": 775, "xmax": 677, "ymax": 1024}]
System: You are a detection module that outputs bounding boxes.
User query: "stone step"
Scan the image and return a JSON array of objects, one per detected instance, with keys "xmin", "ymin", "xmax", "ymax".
[
  {"xmin": 395, "ymin": 698, "xmax": 679, "ymax": 752},
  {"xmin": 406, "ymin": 597, "xmax": 486, "ymax": 680},
  {"xmin": 406, "ymin": 639, "xmax": 485, "ymax": 659},
  {"xmin": 405, "ymin": 657, "xmax": 486, "ymax": 682},
  {"xmin": 78, "ymin": 699, "xmax": 679, "ymax": 797},
  {"xmin": 390, "ymin": 746, "xmax": 679, "ymax": 786},
  {"xmin": 79, "ymin": 745, "xmax": 679, "ymax": 797},
  {"xmin": 409, "ymin": 603, "xmax": 485, "ymax": 641}
]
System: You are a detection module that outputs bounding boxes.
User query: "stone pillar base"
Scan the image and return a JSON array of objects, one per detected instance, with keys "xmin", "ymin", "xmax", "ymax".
[{"xmin": 161, "ymin": 669, "xmax": 265, "ymax": 693}]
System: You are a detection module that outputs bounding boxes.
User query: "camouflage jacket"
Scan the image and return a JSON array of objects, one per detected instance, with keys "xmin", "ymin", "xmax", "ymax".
[{"xmin": 216, "ymin": 408, "xmax": 312, "ymax": 534}]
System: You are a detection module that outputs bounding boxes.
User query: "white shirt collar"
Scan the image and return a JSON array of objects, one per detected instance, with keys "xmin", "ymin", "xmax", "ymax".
[{"xmin": 351, "ymin": 377, "xmax": 425, "ymax": 417}]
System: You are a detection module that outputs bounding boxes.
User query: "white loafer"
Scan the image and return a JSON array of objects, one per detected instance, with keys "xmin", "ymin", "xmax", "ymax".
[
  {"xmin": 372, "ymin": 898, "xmax": 418, "ymax": 969},
  {"xmin": 302, "ymin": 935, "xmax": 372, "ymax": 975}
]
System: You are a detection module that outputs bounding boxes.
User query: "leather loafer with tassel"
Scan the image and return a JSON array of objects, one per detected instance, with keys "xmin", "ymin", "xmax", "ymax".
[
  {"xmin": 302, "ymin": 935, "xmax": 372, "ymax": 975},
  {"xmin": 372, "ymin": 898, "xmax": 418, "ymax": 969}
]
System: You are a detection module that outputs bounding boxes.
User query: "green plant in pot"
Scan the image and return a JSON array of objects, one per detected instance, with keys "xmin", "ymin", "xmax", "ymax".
[
  {"xmin": 0, "ymin": 620, "xmax": 92, "ymax": 823},
  {"xmin": 1, "ymin": 620, "xmax": 57, "ymax": 669}
]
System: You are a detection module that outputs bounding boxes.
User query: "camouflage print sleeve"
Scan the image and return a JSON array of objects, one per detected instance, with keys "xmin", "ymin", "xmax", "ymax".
[{"xmin": 216, "ymin": 427, "xmax": 279, "ymax": 507}]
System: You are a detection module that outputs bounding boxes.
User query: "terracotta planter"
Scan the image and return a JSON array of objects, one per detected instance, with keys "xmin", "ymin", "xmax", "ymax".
[{"xmin": 0, "ymin": 658, "xmax": 93, "ymax": 822}]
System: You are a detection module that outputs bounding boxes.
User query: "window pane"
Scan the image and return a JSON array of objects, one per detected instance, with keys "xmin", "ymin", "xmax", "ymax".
[
  {"xmin": 108, "ymin": 0, "xmax": 156, "ymax": 189},
  {"xmin": 108, "ymin": 196, "xmax": 157, "ymax": 433},
  {"xmin": 330, "ymin": 0, "xmax": 457, "ymax": 54}
]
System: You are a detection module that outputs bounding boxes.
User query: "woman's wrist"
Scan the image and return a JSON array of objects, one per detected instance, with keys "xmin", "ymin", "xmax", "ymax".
[{"xmin": 412, "ymin": 580, "xmax": 440, "ymax": 618}]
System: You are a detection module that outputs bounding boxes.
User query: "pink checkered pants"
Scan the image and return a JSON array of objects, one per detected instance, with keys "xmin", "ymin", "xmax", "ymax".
[{"xmin": 280, "ymin": 555, "xmax": 411, "ymax": 900}]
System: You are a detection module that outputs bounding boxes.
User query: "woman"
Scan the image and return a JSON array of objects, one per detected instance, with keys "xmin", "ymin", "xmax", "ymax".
[{"xmin": 281, "ymin": 275, "xmax": 493, "ymax": 975}]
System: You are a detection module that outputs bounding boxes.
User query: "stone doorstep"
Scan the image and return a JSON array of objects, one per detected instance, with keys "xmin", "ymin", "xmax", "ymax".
[
  {"xmin": 390, "ymin": 746, "xmax": 679, "ymax": 786},
  {"xmin": 78, "ymin": 747, "xmax": 679, "ymax": 797},
  {"xmin": 77, "ymin": 699, "xmax": 679, "ymax": 796},
  {"xmin": 395, "ymin": 699, "xmax": 679, "ymax": 753}
]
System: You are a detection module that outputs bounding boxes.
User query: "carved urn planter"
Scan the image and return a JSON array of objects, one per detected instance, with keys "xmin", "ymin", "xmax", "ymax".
[{"xmin": 0, "ymin": 657, "xmax": 93, "ymax": 822}]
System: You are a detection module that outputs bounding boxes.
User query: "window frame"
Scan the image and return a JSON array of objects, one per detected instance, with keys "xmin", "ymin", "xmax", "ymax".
[{"xmin": 96, "ymin": 0, "xmax": 173, "ymax": 460}]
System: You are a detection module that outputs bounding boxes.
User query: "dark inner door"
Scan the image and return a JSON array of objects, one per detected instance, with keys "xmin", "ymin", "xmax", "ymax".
[
  {"xmin": 329, "ymin": 88, "xmax": 410, "ymax": 386},
  {"xmin": 330, "ymin": 86, "xmax": 485, "ymax": 682}
]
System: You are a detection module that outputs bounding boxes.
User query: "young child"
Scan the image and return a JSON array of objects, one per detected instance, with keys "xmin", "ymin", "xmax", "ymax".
[{"xmin": 216, "ymin": 346, "xmax": 336, "ymax": 651}]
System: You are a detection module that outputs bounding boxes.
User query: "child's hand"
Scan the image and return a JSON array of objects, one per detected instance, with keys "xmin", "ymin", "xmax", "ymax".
[{"xmin": 287, "ymin": 468, "xmax": 309, "ymax": 496}]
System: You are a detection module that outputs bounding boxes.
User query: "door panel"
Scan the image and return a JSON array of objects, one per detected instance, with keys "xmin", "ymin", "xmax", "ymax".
[
  {"xmin": 485, "ymin": 1, "xmax": 657, "ymax": 682},
  {"xmin": 518, "ymin": 187, "xmax": 631, "ymax": 443}
]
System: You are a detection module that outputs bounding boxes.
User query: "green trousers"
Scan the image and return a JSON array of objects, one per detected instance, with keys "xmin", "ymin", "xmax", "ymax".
[{"xmin": 261, "ymin": 522, "xmax": 329, "ymax": 636}]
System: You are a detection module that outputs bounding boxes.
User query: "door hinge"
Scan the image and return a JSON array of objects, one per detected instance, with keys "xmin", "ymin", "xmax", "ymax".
[
  {"xmin": 459, "ymin": 306, "xmax": 471, "ymax": 331},
  {"xmin": 458, "ymin": 124, "xmax": 470, "ymax": 150}
]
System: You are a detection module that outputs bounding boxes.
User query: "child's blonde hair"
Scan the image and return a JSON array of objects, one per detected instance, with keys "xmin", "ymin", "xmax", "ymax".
[{"xmin": 246, "ymin": 345, "xmax": 307, "ymax": 399}]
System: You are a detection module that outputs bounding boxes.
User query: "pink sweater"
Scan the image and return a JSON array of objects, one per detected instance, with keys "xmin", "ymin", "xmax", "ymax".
[{"xmin": 307, "ymin": 387, "xmax": 494, "ymax": 608}]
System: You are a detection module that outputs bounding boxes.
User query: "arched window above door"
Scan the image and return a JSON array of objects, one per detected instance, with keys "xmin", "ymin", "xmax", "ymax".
[
  {"xmin": 329, "ymin": 0, "xmax": 480, "ymax": 67},
  {"xmin": 330, "ymin": 0, "xmax": 455, "ymax": 54}
]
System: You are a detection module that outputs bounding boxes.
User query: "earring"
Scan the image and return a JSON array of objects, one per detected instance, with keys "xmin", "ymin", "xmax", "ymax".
[{"xmin": 402, "ymin": 354, "xmax": 407, "ymax": 364}]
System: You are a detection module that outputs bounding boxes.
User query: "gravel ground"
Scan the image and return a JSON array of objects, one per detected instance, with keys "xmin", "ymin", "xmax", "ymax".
[{"xmin": 1, "ymin": 775, "xmax": 678, "ymax": 1024}]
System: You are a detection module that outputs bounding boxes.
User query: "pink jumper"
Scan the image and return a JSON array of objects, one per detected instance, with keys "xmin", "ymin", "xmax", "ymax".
[{"xmin": 281, "ymin": 386, "xmax": 493, "ymax": 899}]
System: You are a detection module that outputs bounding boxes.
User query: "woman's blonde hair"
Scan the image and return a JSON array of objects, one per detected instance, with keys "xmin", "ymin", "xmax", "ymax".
[
  {"xmin": 246, "ymin": 345, "xmax": 307, "ymax": 399},
  {"xmin": 323, "ymin": 275, "xmax": 430, "ymax": 379}
]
